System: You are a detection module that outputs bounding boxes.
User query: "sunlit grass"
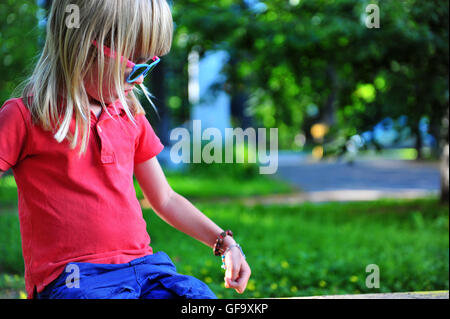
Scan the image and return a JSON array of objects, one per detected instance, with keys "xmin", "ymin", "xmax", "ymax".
[
  {"xmin": 147, "ymin": 199, "xmax": 449, "ymax": 298},
  {"xmin": 135, "ymin": 170, "xmax": 297, "ymax": 200}
]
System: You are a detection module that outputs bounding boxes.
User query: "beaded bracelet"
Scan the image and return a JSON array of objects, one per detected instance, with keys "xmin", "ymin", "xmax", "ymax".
[{"xmin": 213, "ymin": 230, "xmax": 233, "ymax": 256}]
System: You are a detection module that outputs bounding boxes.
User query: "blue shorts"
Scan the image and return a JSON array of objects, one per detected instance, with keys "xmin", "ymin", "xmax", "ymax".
[{"xmin": 36, "ymin": 251, "xmax": 217, "ymax": 299}]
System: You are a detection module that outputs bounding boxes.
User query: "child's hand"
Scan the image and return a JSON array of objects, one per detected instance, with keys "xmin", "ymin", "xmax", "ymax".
[{"xmin": 224, "ymin": 246, "xmax": 251, "ymax": 294}]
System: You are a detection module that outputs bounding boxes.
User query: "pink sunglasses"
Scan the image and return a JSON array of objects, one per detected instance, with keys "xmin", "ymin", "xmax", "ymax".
[{"xmin": 92, "ymin": 40, "xmax": 160, "ymax": 83}]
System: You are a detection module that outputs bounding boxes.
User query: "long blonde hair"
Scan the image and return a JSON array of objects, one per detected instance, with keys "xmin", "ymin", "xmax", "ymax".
[{"xmin": 19, "ymin": 0, "xmax": 173, "ymax": 155}]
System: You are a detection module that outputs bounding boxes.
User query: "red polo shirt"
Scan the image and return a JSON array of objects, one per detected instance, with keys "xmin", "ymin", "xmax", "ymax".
[{"xmin": 0, "ymin": 97, "xmax": 164, "ymax": 298}]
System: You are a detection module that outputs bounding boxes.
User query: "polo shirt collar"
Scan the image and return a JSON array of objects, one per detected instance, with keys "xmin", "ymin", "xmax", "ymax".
[
  {"xmin": 106, "ymin": 99, "xmax": 126, "ymax": 116},
  {"xmin": 89, "ymin": 99, "xmax": 127, "ymax": 118}
]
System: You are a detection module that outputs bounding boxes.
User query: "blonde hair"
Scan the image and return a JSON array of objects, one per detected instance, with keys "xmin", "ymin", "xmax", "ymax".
[{"xmin": 18, "ymin": 0, "xmax": 173, "ymax": 154}]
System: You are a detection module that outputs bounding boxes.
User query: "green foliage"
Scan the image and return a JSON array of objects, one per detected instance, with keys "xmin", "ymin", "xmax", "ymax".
[
  {"xmin": 168, "ymin": 0, "xmax": 449, "ymax": 150},
  {"xmin": 0, "ymin": 0, "xmax": 41, "ymax": 104}
]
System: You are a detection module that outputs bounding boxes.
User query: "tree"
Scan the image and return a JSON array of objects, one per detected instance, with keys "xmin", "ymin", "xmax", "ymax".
[
  {"xmin": 168, "ymin": 0, "xmax": 448, "ymax": 197},
  {"xmin": 170, "ymin": 0, "xmax": 448, "ymax": 148},
  {"xmin": 0, "ymin": 0, "xmax": 40, "ymax": 105}
]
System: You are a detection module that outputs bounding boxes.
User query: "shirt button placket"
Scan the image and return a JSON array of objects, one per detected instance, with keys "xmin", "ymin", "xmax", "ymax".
[{"xmin": 97, "ymin": 122, "xmax": 114, "ymax": 164}]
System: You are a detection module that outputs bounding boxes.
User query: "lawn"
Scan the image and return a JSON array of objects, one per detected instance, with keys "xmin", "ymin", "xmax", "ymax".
[
  {"xmin": 0, "ymin": 195, "xmax": 448, "ymax": 299},
  {"xmin": 136, "ymin": 172, "xmax": 296, "ymax": 200},
  {"xmin": 146, "ymin": 199, "xmax": 449, "ymax": 298}
]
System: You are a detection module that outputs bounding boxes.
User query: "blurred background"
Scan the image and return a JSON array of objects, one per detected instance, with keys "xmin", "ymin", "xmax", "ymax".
[{"xmin": 0, "ymin": 0, "xmax": 448, "ymax": 299}]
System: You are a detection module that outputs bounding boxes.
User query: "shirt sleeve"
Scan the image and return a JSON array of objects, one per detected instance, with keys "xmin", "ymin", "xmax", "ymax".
[
  {"xmin": 0, "ymin": 99, "xmax": 29, "ymax": 171},
  {"xmin": 134, "ymin": 114, "xmax": 164, "ymax": 165}
]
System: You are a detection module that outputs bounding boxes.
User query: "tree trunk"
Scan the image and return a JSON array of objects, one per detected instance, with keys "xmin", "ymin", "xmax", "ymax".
[
  {"xmin": 413, "ymin": 123, "xmax": 423, "ymax": 160},
  {"xmin": 231, "ymin": 90, "xmax": 251, "ymax": 129},
  {"xmin": 429, "ymin": 116, "xmax": 441, "ymax": 159},
  {"xmin": 441, "ymin": 143, "xmax": 449, "ymax": 203},
  {"xmin": 440, "ymin": 107, "xmax": 449, "ymax": 203}
]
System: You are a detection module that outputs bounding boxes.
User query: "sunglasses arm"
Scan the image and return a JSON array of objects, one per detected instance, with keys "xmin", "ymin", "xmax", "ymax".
[{"xmin": 92, "ymin": 40, "xmax": 135, "ymax": 69}]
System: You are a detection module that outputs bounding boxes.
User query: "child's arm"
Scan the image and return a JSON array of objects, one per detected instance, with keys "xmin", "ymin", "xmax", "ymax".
[{"xmin": 134, "ymin": 157, "xmax": 251, "ymax": 294}]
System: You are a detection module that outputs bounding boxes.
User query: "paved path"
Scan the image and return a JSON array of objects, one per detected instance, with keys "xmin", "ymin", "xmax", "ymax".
[
  {"xmin": 180, "ymin": 158, "xmax": 441, "ymax": 206},
  {"xmin": 205, "ymin": 189, "xmax": 439, "ymax": 206},
  {"xmin": 275, "ymin": 157, "xmax": 440, "ymax": 202}
]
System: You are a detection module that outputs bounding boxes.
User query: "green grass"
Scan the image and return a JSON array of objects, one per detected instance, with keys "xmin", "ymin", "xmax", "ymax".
[
  {"xmin": 146, "ymin": 199, "xmax": 449, "ymax": 298},
  {"xmin": 135, "ymin": 172, "xmax": 296, "ymax": 200},
  {"xmin": 0, "ymin": 175, "xmax": 18, "ymax": 205},
  {"xmin": 0, "ymin": 198, "xmax": 448, "ymax": 299}
]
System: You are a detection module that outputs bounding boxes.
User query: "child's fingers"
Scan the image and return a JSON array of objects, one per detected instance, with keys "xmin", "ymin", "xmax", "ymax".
[
  {"xmin": 224, "ymin": 277, "xmax": 240, "ymax": 291},
  {"xmin": 224, "ymin": 259, "xmax": 240, "ymax": 290},
  {"xmin": 224, "ymin": 260, "xmax": 251, "ymax": 294},
  {"xmin": 225, "ymin": 274, "xmax": 248, "ymax": 294},
  {"xmin": 233, "ymin": 260, "xmax": 251, "ymax": 293},
  {"xmin": 224, "ymin": 268, "xmax": 238, "ymax": 289}
]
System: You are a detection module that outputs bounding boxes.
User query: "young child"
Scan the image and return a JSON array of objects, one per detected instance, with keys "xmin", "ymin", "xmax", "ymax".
[{"xmin": 0, "ymin": 0, "xmax": 250, "ymax": 299}]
